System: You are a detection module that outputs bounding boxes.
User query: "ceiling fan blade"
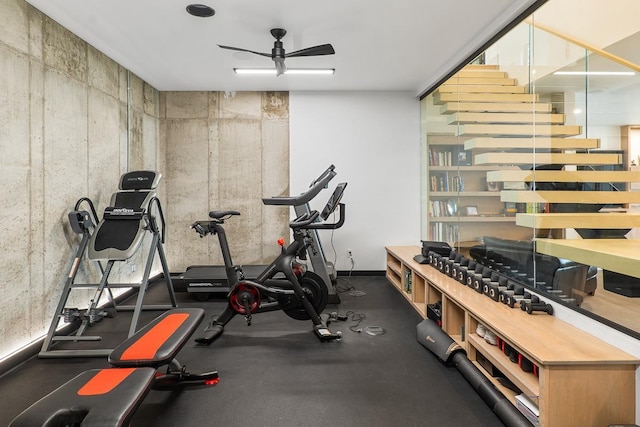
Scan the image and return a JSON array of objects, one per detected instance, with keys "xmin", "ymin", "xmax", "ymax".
[
  {"xmin": 285, "ymin": 44, "xmax": 335, "ymax": 58},
  {"xmin": 218, "ymin": 45, "xmax": 271, "ymax": 58},
  {"xmin": 275, "ymin": 59, "xmax": 287, "ymax": 76}
]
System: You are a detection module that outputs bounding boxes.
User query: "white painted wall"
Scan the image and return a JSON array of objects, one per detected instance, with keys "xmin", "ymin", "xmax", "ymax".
[{"xmin": 290, "ymin": 91, "xmax": 421, "ymax": 272}]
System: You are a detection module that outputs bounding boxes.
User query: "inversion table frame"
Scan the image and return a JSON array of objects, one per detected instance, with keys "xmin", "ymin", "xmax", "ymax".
[{"xmin": 39, "ymin": 171, "xmax": 177, "ymax": 358}]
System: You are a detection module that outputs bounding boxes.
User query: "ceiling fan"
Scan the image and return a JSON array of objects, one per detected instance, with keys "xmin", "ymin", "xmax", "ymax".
[{"xmin": 218, "ymin": 28, "xmax": 335, "ymax": 76}]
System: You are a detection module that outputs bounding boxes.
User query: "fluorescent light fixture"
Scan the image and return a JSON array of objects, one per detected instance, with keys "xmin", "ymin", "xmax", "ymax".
[
  {"xmin": 234, "ymin": 68, "xmax": 335, "ymax": 75},
  {"xmin": 553, "ymin": 71, "xmax": 636, "ymax": 76}
]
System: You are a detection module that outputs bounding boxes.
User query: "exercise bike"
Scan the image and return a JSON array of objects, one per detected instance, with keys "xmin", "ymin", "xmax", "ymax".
[{"xmin": 192, "ymin": 182, "xmax": 347, "ymax": 344}]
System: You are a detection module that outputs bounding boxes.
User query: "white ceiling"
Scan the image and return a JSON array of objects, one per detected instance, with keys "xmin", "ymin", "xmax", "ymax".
[{"xmin": 25, "ymin": 0, "xmax": 544, "ymax": 95}]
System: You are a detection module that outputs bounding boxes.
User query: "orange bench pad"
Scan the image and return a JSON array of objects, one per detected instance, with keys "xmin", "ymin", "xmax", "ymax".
[
  {"xmin": 120, "ymin": 313, "xmax": 189, "ymax": 360},
  {"xmin": 77, "ymin": 368, "xmax": 137, "ymax": 396}
]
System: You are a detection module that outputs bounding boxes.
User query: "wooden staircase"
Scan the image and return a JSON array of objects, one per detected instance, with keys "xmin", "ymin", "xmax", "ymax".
[{"xmin": 431, "ymin": 64, "xmax": 640, "ymax": 233}]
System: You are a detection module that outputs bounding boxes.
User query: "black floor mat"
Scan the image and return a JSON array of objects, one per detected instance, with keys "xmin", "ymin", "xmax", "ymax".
[{"xmin": 0, "ymin": 276, "xmax": 502, "ymax": 426}]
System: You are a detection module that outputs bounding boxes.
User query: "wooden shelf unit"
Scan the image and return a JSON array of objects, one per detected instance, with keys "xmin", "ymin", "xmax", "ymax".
[{"xmin": 386, "ymin": 245, "xmax": 638, "ymax": 427}]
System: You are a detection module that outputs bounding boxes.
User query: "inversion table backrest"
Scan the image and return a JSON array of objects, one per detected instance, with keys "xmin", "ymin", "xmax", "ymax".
[{"xmin": 88, "ymin": 170, "xmax": 161, "ymax": 261}]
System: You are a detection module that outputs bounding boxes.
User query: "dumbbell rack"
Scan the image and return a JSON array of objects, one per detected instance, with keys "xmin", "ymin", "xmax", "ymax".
[{"xmin": 386, "ymin": 245, "xmax": 638, "ymax": 427}]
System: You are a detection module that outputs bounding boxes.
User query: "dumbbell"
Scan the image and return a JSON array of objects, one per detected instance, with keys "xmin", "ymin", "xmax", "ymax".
[
  {"xmin": 457, "ymin": 259, "xmax": 472, "ymax": 285},
  {"xmin": 428, "ymin": 251, "xmax": 439, "ymax": 267},
  {"xmin": 473, "ymin": 266, "xmax": 492, "ymax": 293},
  {"xmin": 444, "ymin": 251, "xmax": 457, "ymax": 277},
  {"xmin": 467, "ymin": 263, "xmax": 484, "ymax": 289},
  {"xmin": 485, "ymin": 276, "xmax": 507, "ymax": 302},
  {"xmin": 499, "ymin": 281, "xmax": 515, "ymax": 304},
  {"xmin": 505, "ymin": 284, "xmax": 526, "ymax": 308},
  {"xmin": 451, "ymin": 253, "xmax": 465, "ymax": 280},
  {"xmin": 519, "ymin": 292, "xmax": 540, "ymax": 311},
  {"xmin": 500, "ymin": 280, "xmax": 526, "ymax": 305},
  {"xmin": 482, "ymin": 271, "xmax": 501, "ymax": 299},
  {"xmin": 525, "ymin": 301, "xmax": 554, "ymax": 315}
]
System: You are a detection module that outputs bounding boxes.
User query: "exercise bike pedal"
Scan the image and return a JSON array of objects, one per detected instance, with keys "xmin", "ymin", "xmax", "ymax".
[{"xmin": 314, "ymin": 324, "xmax": 342, "ymax": 342}]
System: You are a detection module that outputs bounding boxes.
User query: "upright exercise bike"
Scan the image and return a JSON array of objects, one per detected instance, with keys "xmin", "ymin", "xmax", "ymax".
[{"xmin": 192, "ymin": 183, "xmax": 347, "ymax": 344}]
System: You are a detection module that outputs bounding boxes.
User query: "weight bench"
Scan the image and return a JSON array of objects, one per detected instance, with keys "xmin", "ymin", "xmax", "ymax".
[{"xmin": 11, "ymin": 308, "xmax": 218, "ymax": 427}]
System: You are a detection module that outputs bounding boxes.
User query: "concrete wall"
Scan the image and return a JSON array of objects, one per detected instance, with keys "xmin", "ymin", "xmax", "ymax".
[
  {"xmin": 160, "ymin": 91, "xmax": 290, "ymax": 271},
  {"xmin": 0, "ymin": 0, "xmax": 291, "ymax": 361},
  {"xmin": 0, "ymin": 0, "xmax": 161, "ymax": 359}
]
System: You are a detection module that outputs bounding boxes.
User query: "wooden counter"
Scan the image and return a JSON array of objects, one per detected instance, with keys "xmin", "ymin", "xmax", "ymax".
[{"xmin": 386, "ymin": 245, "xmax": 638, "ymax": 427}]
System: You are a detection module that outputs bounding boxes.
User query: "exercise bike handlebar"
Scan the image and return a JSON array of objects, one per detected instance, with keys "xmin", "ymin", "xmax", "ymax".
[
  {"xmin": 304, "ymin": 203, "xmax": 346, "ymax": 230},
  {"xmin": 262, "ymin": 165, "xmax": 336, "ymax": 207},
  {"xmin": 289, "ymin": 202, "xmax": 346, "ymax": 231},
  {"xmin": 290, "ymin": 210, "xmax": 320, "ymax": 229}
]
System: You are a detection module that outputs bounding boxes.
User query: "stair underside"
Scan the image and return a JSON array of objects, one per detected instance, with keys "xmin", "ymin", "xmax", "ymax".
[
  {"xmin": 465, "ymin": 137, "xmax": 600, "ymax": 150},
  {"xmin": 440, "ymin": 102, "xmax": 551, "ymax": 114},
  {"xmin": 433, "ymin": 92, "xmax": 539, "ymax": 104},
  {"xmin": 500, "ymin": 191, "xmax": 640, "ymax": 204},
  {"xmin": 447, "ymin": 112, "xmax": 565, "ymax": 125},
  {"xmin": 515, "ymin": 213, "xmax": 640, "ymax": 229},
  {"xmin": 437, "ymin": 84, "xmax": 526, "ymax": 94},
  {"xmin": 486, "ymin": 170, "xmax": 640, "ymax": 183},
  {"xmin": 474, "ymin": 152, "xmax": 621, "ymax": 166},
  {"xmin": 456, "ymin": 124, "xmax": 582, "ymax": 137}
]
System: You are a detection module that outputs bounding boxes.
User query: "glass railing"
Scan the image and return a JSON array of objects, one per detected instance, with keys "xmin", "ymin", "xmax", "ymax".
[{"xmin": 421, "ymin": 17, "xmax": 640, "ymax": 338}]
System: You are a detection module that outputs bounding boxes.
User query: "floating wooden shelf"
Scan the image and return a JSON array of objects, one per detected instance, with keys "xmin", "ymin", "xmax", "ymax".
[
  {"xmin": 446, "ymin": 112, "xmax": 565, "ymax": 125},
  {"xmin": 475, "ymin": 152, "xmax": 621, "ymax": 166},
  {"xmin": 456, "ymin": 124, "xmax": 582, "ymax": 137},
  {"xmin": 536, "ymin": 239, "xmax": 640, "ymax": 279},
  {"xmin": 500, "ymin": 190, "xmax": 640, "ymax": 204},
  {"xmin": 486, "ymin": 170, "xmax": 640, "ymax": 183},
  {"xmin": 515, "ymin": 213, "xmax": 640, "ymax": 229},
  {"xmin": 465, "ymin": 137, "xmax": 600, "ymax": 151}
]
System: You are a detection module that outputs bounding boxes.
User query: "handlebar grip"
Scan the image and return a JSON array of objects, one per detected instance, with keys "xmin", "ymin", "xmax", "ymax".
[
  {"xmin": 262, "ymin": 165, "xmax": 336, "ymax": 206},
  {"xmin": 290, "ymin": 210, "xmax": 320, "ymax": 228}
]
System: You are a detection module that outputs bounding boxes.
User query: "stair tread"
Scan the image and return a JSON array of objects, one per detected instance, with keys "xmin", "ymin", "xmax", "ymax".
[
  {"xmin": 444, "ymin": 77, "xmax": 517, "ymax": 86},
  {"xmin": 501, "ymin": 190, "xmax": 640, "ymax": 203},
  {"xmin": 487, "ymin": 170, "xmax": 640, "ymax": 183},
  {"xmin": 456, "ymin": 124, "xmax": 582, "ymax": 137},
  {"xmin": 447, "ymin": 112, "xmax": 565, "ymax": 125},
  {"xmin": 440, "ymin": 102, "xmax": 551, "ymax": 114},
  {"xmin": 434, "ymin": 92, "xmax": 539, "ymax": 104},
  {"xmin": 475, "ymin": 152, "xmax": 621, "ymax": 165},
  {"xmin": 515, "ymin": 213, "xmax": 640, "ymax": 229},
  {"xmin": 465, "ymin": 137, "xmax": 600, "ymax": 150},
  {"xmin": 437, "ymin": 84, "xmax": 526, "ymax": 94}
]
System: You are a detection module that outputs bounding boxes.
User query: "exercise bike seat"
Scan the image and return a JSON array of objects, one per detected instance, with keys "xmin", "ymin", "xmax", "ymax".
[
  {"xmin": 209, "ymin": 210, "xmax": 240, "ymax": 219},
  {"xmin": 88, "ymin": 171, "xmax": 161, "ymax": 261}
]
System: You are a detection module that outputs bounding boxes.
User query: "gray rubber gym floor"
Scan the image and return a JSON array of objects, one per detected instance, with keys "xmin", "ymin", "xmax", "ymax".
[{"xmin": 0, "ymin": 276, "xmax": 503, "ymax": 426}]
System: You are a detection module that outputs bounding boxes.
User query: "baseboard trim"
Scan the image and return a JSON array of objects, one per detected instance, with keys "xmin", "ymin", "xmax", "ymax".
[{"xmin": 0, "ymin": 274, "xmax": 164, "ymax": 378}]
